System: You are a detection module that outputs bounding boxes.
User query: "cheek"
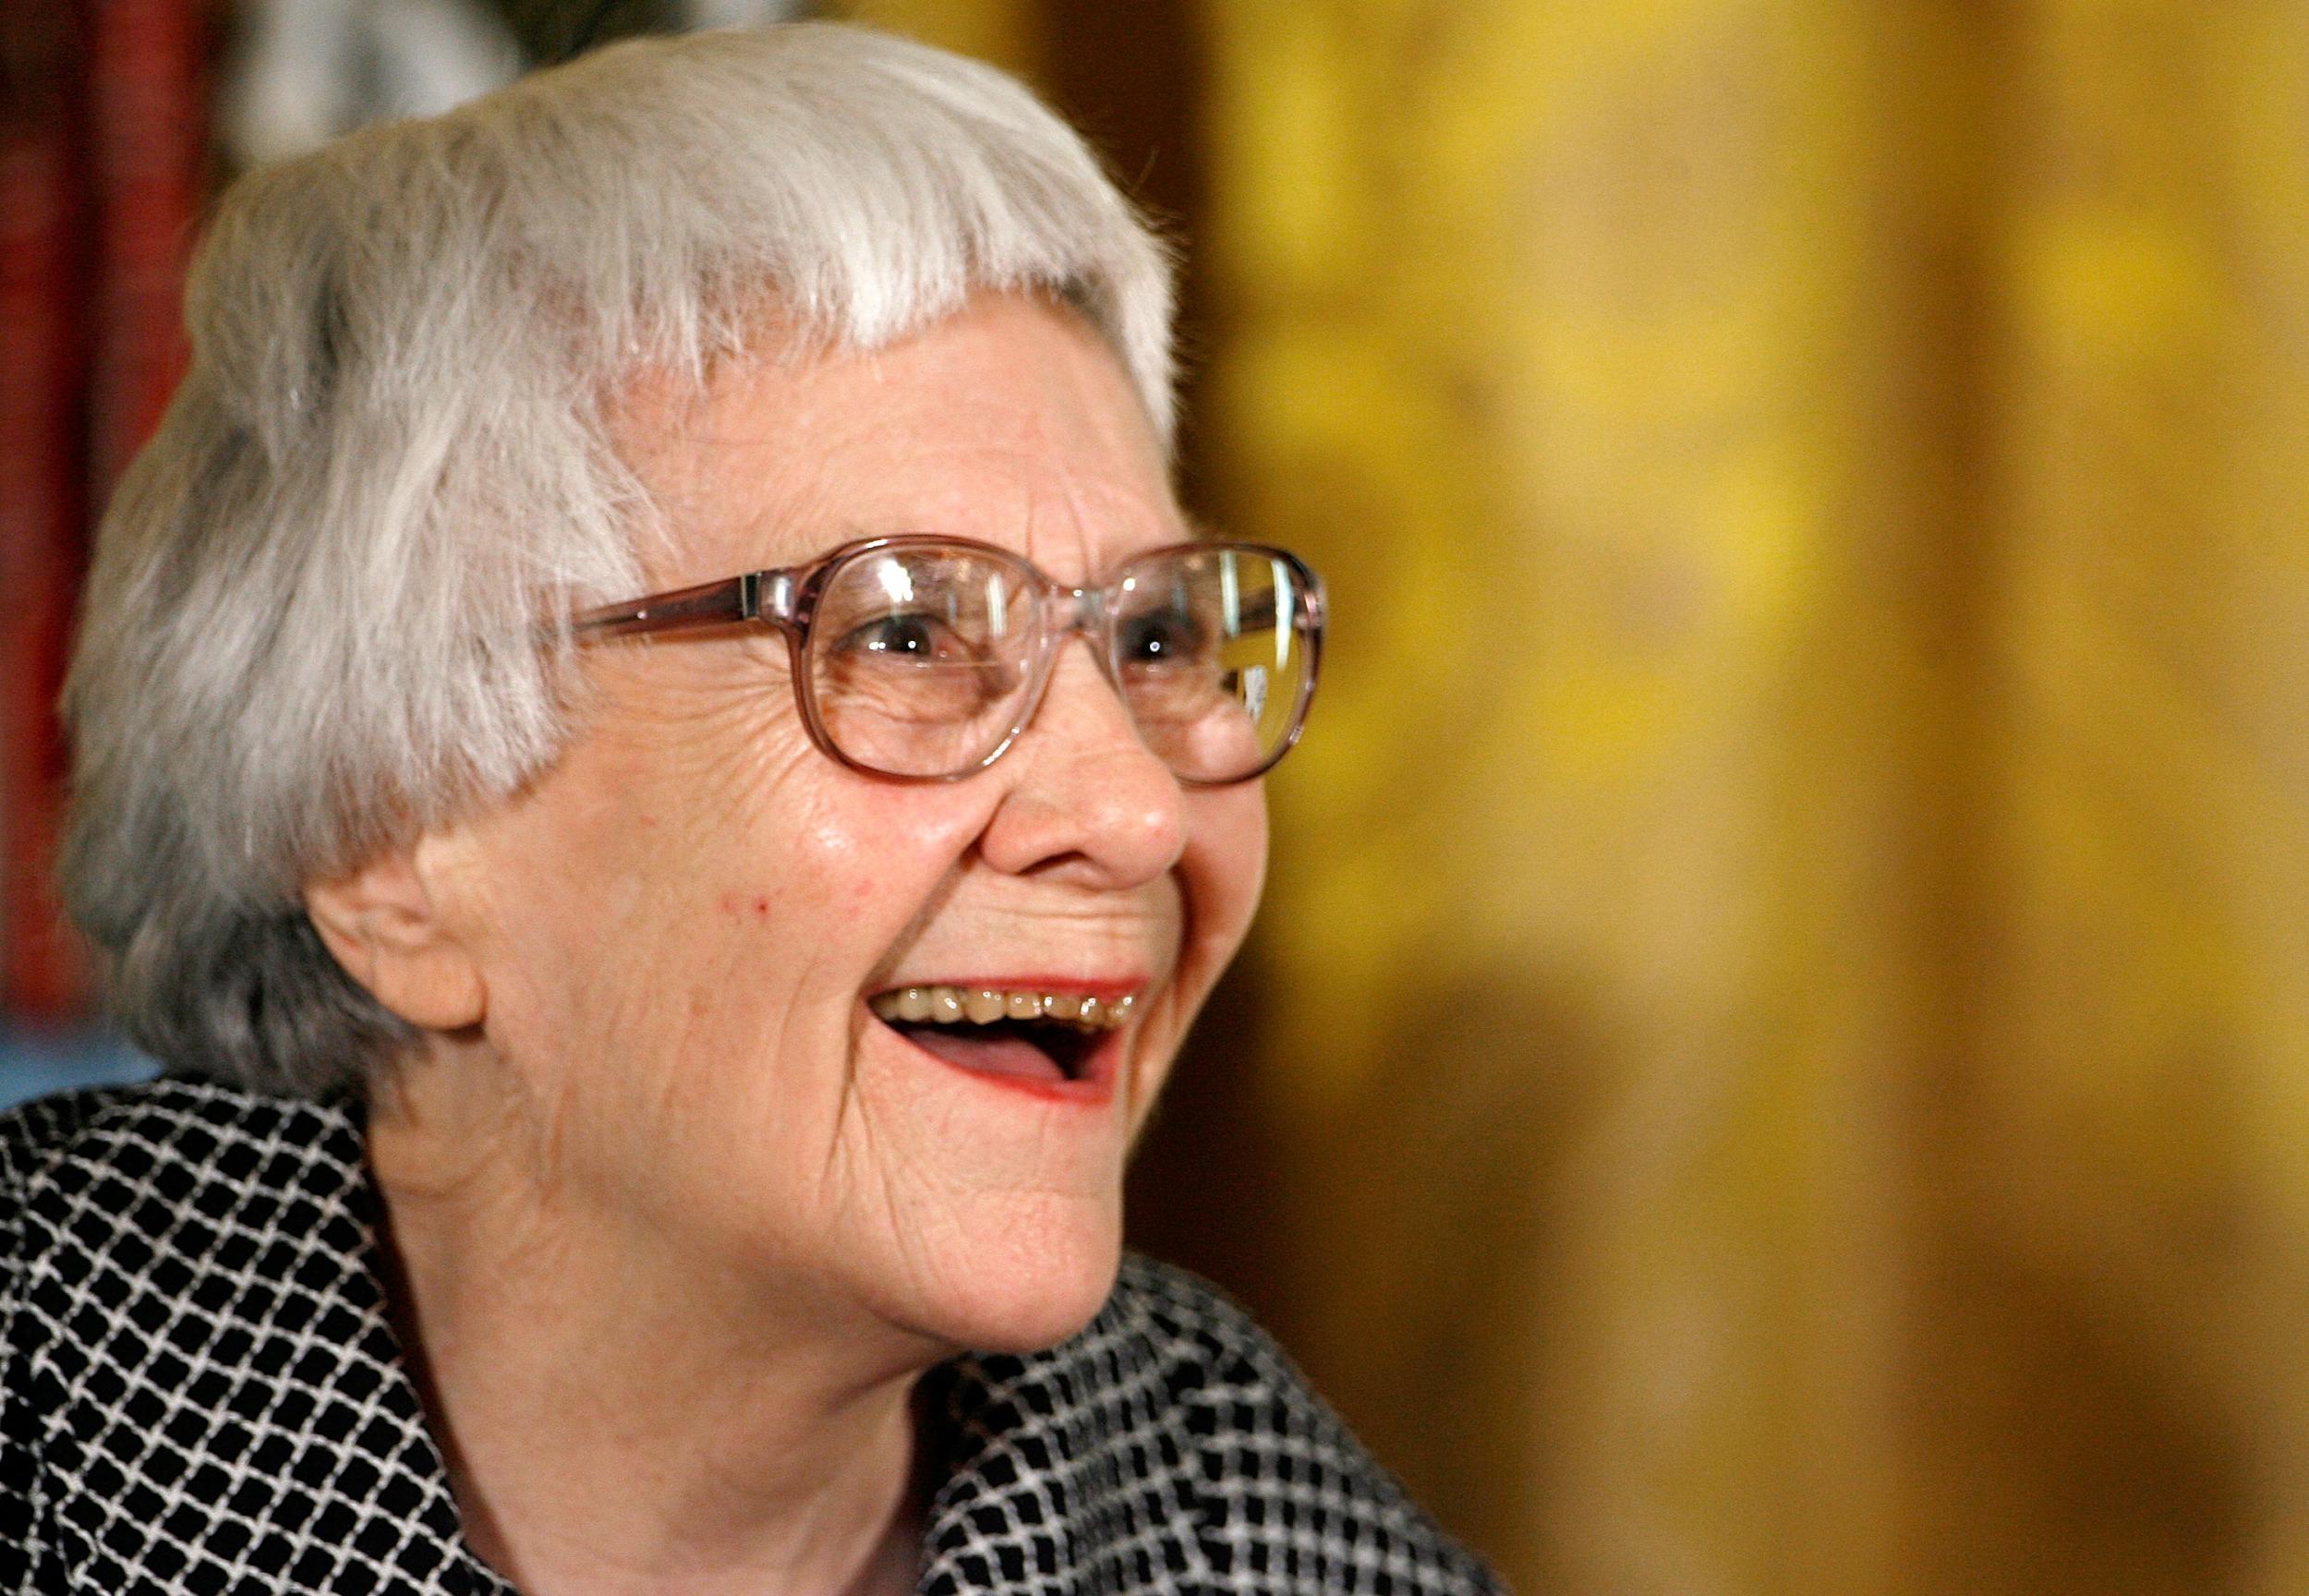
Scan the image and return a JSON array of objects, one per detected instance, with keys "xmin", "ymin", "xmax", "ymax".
[
  {"xmin": 1182, "ymin": 787, "xmax": 1269, "ymax": 961},
  {"xmin": 678, "ymin": 772, "xmax": 996, "ymax": 1000},
  {"xmin": 536, "ymin": 662, "xmax": 999, "ymax": 983}
]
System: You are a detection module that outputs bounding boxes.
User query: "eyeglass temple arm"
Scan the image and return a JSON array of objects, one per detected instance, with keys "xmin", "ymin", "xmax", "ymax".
[{"xmin": 571, "ymin": 571, "xmax": 798, "ymax": 641}]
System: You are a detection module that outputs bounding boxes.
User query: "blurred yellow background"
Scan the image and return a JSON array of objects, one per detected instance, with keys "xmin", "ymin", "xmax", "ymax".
[{"xmin": 853, "ymin": 4, "xmax": 2309, "ymax": 1593}]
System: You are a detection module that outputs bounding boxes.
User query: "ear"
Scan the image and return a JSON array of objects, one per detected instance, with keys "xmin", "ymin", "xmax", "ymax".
[{"xmin": 305, "ymin": 837, "xmax": 488, "ymax": 1034}]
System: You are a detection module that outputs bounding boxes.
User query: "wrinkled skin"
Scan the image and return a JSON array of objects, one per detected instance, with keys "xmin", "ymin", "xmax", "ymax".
[{"xmin": 309, "ymin": 293, "xmax": 1268, "ymax": 1593}]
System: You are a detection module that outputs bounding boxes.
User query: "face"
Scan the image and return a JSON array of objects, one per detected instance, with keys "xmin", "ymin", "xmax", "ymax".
[{"xmin": 410, "ymin": 294, "xmax": 1266, "ymax": 1354}]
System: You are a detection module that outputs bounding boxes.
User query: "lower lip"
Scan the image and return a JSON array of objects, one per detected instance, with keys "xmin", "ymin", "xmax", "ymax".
[{"xmin": 876, "ymin": 1015, "xmax": 1125, "ymax": 1106}]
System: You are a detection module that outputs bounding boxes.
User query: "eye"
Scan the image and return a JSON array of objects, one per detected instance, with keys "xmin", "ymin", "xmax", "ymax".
[
  {"xmin": 835, "ymin": 612, "xmax": 969, "ymax": 662},
  {"xmin": 1117, "ymin": 607, "xmax": 1209, "ymax": 667}
]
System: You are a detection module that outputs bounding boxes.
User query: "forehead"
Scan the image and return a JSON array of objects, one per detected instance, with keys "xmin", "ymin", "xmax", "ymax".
[{"xmin": 612, "ymin": 293, "xmax": 1183, "ymax": 585}]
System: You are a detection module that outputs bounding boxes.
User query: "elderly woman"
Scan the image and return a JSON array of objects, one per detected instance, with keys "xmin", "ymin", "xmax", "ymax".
[{"xmin": 3, "ymin": 24, "xmax": 1498, "ymax": 1596}]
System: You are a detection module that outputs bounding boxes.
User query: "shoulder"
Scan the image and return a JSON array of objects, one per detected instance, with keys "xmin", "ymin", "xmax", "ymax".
[
  {"xmin": 0, "ymin": 1081, "xmax": 350, "ymax": 1579},
  {"xmin": 0, "ymin": 1076, "xmax": 364, "ymax": 1246},
  {"xmin": 0, "ymin": 1075, "xmax": 370, "ymax": 1337},
  {"xmin": 0, "ymin": 1077, "xmax": 373, "ymax": 1395},
  {"xmin": 0, "ymin": 1079, "xmax": 481, "ymax": 1590},
  {"xmin": 926, "ymin": 1253, "xmax": 1507, "ymax": 1595}
]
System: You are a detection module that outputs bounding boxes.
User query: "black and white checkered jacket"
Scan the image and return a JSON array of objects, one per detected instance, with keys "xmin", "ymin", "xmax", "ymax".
[{"xmin": 0, "ymin": 1080, "xmax": 1503, "ymax": 1594}]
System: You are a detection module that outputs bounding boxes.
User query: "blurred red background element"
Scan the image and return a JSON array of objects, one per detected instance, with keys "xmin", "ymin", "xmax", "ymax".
[{"xmin": 1, "ymin": 0, "xmax": 209, "ymax": 1017}]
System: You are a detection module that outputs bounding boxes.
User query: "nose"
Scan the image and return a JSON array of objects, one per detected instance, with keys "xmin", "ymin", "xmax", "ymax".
[{"xmin": 973, "ymin": 637, "xmax": 1188, "ymax": 887}]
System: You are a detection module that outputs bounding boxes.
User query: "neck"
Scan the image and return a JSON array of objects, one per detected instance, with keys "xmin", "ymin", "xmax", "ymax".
[{"xmin": 364, "ymin": 1046, "xmax": 940, "ymax": 1596}]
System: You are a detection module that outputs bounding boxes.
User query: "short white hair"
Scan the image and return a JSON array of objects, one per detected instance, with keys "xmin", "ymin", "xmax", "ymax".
[{"xmin": 62, "ymin": 23, "xmax": 1177, "ymax": 1096}]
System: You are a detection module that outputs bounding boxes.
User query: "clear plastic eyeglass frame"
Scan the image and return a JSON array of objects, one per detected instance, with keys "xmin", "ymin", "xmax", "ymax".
[{"xmin": 569, "ymin": 535, "xmax": 1325, "ymax": 785}]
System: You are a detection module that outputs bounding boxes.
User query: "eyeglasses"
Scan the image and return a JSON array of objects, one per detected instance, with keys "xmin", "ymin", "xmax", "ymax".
[{"xmin": 571, "ymin": 536, "xmax": 1325, "ymax": 784}]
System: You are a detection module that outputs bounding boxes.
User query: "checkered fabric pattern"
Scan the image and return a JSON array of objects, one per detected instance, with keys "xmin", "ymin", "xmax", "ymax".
[{"xmin": 2, "ymin": 1080, "xmax": 1504, "ymax": 1594}]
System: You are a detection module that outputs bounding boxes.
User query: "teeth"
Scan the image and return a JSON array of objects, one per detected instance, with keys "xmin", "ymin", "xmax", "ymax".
[{"xmin": 869, "ymin": 985, "xmax": 1136, "ymax": 1033}]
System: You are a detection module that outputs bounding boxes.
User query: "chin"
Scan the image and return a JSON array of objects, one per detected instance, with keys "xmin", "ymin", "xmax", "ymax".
[{"xmin": 886, "ymin": 1193, "xmax": 1127, "ymax": 1355}]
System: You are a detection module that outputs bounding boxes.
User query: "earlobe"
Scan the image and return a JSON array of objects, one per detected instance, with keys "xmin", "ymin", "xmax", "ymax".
[{"xmin": 304, "ymin": 840, "xmax": 488, "ymax": 1034}]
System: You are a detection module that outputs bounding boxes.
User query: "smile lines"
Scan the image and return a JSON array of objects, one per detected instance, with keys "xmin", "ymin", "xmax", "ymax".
[{"xmin": 868, "ymin": 985, "xmax": 1137, "ymax": 1033}]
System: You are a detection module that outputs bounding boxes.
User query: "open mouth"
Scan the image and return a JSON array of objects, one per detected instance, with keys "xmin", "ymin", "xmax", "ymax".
[{"xmin": 866, "ymin": 985, "xmax": 1135, "ymax": 1088}]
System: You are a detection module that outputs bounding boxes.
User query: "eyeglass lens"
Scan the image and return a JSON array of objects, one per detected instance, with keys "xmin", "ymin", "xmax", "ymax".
[{"xmin": 802, "ymin": 544, "xmax": 1313, "ymax": 781}]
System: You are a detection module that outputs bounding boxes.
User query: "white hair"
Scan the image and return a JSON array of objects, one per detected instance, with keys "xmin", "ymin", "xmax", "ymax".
[{"xmin": 62, "ymin": 23, "xmax": 1177, "ymax": 1096}]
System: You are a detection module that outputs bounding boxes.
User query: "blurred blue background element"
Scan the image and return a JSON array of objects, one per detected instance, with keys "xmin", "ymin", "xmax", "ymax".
[{"xmin": 0, "ymin": 1027, "xmax": 158, "ymax": 1112}]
